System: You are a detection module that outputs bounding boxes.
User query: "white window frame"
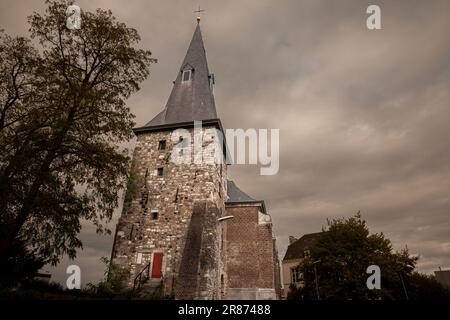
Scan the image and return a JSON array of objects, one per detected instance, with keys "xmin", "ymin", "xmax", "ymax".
[
  {"xmin": 182, "ymin": 69, "xmax": 192, "ymax": 82},
  {"xmin": 291, "ymin": 267, "xmax": 301, "ymax": 283},
  {"xmin": 136, "ymin": 252, "xmax": 143, "ymax": 264}
]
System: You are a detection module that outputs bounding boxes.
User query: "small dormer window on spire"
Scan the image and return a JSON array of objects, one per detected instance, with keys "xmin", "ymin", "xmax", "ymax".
[
  {"xmin": 209, "ymin": 73, "xmax": 215, "ymax": 89},
  {"xmin": 182, "ymin": 69, "xmax": 192, "ymax": 82}
]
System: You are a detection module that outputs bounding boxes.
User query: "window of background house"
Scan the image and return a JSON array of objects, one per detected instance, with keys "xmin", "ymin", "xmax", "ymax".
[
  {"xmin": 304, "ymin": 249, "xmax": 310, "ymax": 258},
  {"xmin": 157, "ymin": 167, "xmax": 164, "ymax": 177},
  {"xmin": 291, "ymin": 267, "xmax": 302, "ymax": 283},
  {"xmin": 151, "ymin": 211, "xmax": 159, "ymax": 220}
]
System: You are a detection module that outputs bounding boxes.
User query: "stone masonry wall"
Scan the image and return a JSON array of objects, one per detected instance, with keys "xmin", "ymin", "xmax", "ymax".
[
  {"xmin": 175, "ymin": 201, "xmax": 221, "ymax": 299},
  {"xmin": 111, "ymin": 125, "xmax": 227, "ymax": 299}
]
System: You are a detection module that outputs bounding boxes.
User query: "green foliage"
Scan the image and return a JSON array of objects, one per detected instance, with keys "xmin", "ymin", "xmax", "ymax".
[
  {"xmin": 85, "ymin": 257, "xmax": 131, "ymax": 298},
  {"xmin": 0, "ymin": 281, "xmax": 68, "ymax": 300},
  {"xmin": 289, "ymin": 213, "xmax": 418, "ymax": 300},
  {"xmin": 0, "ymin": 257, "xmax": 133, "ymax": 300},
  {"xmin": 405, "ymin": 272, "xmax": 450, "ymax": 300},
  {"xmin": 0, "ymin": 0, "xmax": 156, "ymax": 273},
  {"xmin": 20, "ymin": 280, "xmax": 65, "ymax": 294},
  {"xmin": 124, "ymin": 163, "xmax": 139, "ymax": 203},
  {"xmin": 0, "ymin": 238, "xmax": 45, "ymax": 287}
]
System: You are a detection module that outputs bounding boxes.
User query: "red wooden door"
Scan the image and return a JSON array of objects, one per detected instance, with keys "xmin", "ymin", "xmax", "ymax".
[{"xmin": 151, "ymin": 252, "xmax": 163, "ymax": 278}]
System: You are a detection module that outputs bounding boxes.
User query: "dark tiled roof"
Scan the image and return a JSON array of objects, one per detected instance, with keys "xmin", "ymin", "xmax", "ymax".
[
  {"xmin": 283, "ymin": 232, "xmax": 324, "ymax": 261},
  {"xmin": 226, "ymin": 180, "xmax": 256, "ymax": 203},
  {"xmin": 145, "ymin": 24, "xmax": 217, "ymax": 128},
  {"xmin": 226, "ymin": 180, "xmax": 267, "ymax": 213}
]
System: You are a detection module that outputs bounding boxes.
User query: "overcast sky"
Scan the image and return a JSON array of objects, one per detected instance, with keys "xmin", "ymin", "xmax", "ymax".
[{"xmin": 1, "ymin": 0, "xmax": 449, "ymax": 286}]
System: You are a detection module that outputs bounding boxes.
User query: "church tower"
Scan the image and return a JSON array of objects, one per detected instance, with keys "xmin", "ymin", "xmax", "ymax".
[
  {"xmin": 112, "ymin": 19, "xmax": 282, "ymax": 300},
  {"xmin": 111, "ymin": 22, "xmax": 227, "ymax": 299}
]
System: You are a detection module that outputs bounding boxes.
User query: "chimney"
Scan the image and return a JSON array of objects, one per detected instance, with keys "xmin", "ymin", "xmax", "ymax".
[{"xmin": 289, "ymin": 236, "xmax": 297, "ymax": 245}]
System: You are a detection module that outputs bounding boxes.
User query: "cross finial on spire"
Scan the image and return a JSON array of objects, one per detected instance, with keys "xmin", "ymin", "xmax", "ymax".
[{"xmin": 194, "ymin": 6, "xmax": 205, "ymax": 23}]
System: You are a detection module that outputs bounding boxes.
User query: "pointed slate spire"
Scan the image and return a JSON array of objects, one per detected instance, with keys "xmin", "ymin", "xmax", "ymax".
[
  {"xmin": 145, "ymin": 24, "xmax": 217, "ymax": 127},
  {"xmin": 225, "ymin": 180, "xmax": 267, "ymax": 213}
]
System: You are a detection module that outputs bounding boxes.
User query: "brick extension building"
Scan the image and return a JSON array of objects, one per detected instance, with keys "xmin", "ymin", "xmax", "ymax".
[{"xmin": 111, "ymin": 21, "xmax": 281, "ymax": 300}]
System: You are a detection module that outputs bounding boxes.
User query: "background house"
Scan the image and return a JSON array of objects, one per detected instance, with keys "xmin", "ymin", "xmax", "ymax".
[{"xmin": 281, "ymin": 232, "xmax": 323, "ymax": 299}]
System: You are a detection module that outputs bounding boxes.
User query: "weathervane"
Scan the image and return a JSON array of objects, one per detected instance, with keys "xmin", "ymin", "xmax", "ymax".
[{"xmin": 194, "ymin": 6, "xmax": 205, "ymax": 23}]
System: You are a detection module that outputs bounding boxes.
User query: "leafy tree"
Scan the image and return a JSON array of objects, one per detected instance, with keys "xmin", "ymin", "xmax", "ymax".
[
  {"xmin": 124, "ymin": 160, "xmax": 140, "ymax": 203},
  {"xmin": 0, "ymin": 32, "xmax": 44, "ymax": 216},
  {"xmin": 85, "ymin": 257, "xmax": 130, "ymax": 298},
  {"xmin": 405, "ymin": 272, "xmax": 450, "ymax": 300},
  {"xmin": 0, "ymin": 0, "xmax": 156, "ymax": 272},
  {"xmin": 288, "ymin": 213, "xmax": 418, "ymax": 300},
  {"xmin": 0, "ymin": 238, "xmax": 45, "ymax": 287}
]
